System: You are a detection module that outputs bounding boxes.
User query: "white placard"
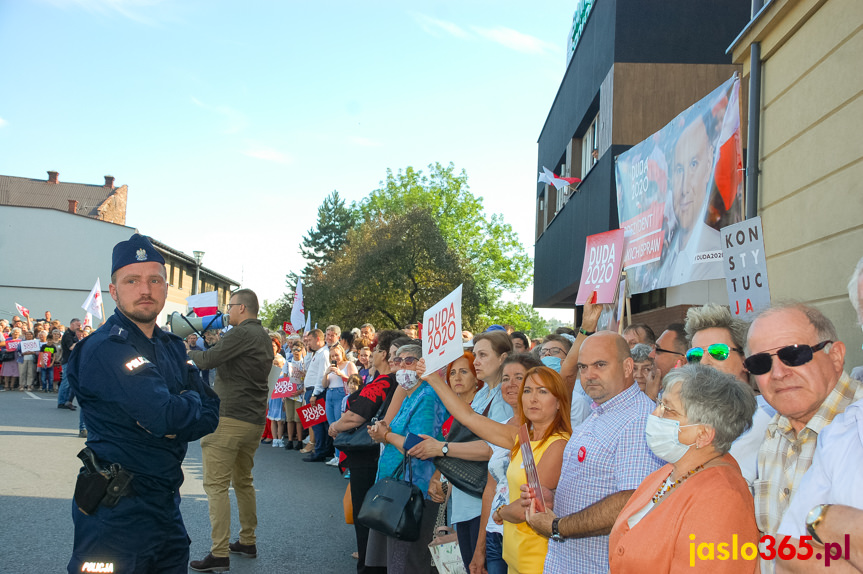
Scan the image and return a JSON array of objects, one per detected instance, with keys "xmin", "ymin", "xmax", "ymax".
[
  {"xmin": 422, "ymin": 285, "xmax": 463, "ymax": 375},
  {"xmin": 19, "ymin": 339, "xmax": 41, "ymax": 353}
]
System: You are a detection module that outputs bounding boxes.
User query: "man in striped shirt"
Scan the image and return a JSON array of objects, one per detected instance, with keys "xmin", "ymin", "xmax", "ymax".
[{"xmin": 527, "ymin": 332, "xmax": 662, "ymax": 574}]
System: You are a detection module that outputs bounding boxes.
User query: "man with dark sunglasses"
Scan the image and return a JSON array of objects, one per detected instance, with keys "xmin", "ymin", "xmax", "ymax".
[
  {"xmin": 746, "ymin": 303, "xmax": 863, "ymax": 573},
  {"xmin": 648, "ymin": 323, "xmax": 688, "ymax": 382}
]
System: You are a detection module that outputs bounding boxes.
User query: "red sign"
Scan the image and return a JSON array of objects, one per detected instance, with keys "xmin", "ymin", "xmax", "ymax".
[
  {"xmin": 272, "ymin": 376, "xmax": 301, "ymax": 399},
  {"xmin": 4, "ymin": 339, "xmax": 20, "ymax": 352},
  {"xmin": 283, "ymin": 322, "xmax": 297, "ymax": 335},
  {"xmin": 297, "ymin": 400, "xmax": 327, "ymax": 429},
  {"xmin": 576, "ymin": 229, "xmax": 626, "ymax": 305},
  {"xmin": 38, "ymin": 352, "xmax": 51, "ymax": 368}
]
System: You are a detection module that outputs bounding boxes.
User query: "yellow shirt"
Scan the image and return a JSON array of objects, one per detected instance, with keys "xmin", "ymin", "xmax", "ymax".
[{"xmin": 503, "ymin": 432, "xmax": 569, "ymax": 574}]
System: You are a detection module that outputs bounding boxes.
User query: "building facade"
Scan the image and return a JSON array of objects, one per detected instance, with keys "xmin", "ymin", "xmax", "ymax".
[
  {"xmin": 534, "ymin": 0, "xmax": 751, "ymax": 334},
  {"xmin": 730, "ymin": 0, "xmax": 863, "ymax": 368}
]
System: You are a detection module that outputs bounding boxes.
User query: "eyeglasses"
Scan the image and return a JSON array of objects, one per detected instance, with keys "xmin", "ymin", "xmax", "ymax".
[
  {"xmin": 686, "ymin": 344, "xmax": 743, "ymax": 363},
  {"xmin": 654, "ymin": 345, "xmax": 685, "ymax": 357},
  {"xmin": 743, "ymin": 341, "xmax": 832, "ymax": 376},
  {"xmin": 391, "ymin": 356, "xmax": 418, "ymax": 366},
  {"xmin": 540, "ymin": 347, "xmax": 566, "ymax": 357},
  {"xmin": 226, "ymin": 303, "xmax": 243, "ymax": 309},
  {"xmin": 655, "ymin": 401, "xmax": 682, "ymax": 419}
]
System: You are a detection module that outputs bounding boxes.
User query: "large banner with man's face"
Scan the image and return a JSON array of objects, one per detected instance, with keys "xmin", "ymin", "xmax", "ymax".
[{"xmin": 615, "ymin": 75, "xmax": 744, "ymax": 294}]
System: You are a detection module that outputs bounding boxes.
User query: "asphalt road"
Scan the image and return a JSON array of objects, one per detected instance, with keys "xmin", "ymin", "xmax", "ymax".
[{"xmin": 0, "ymin": 389, "xmax": 357, "ymax": 574}]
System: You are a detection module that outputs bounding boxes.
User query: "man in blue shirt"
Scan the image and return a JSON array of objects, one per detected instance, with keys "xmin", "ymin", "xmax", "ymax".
[{"xmin": 67, "ymin": 233, "xmax": 220, "ymax": 574}]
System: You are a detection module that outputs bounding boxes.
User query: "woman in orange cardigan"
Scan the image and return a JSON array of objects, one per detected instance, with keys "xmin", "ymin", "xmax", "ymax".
[{"xmin": 608, "ymin": 364, "xmax": 759, "ymax": 573}]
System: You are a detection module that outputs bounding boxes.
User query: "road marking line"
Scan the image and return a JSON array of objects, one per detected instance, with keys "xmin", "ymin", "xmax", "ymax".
[{"xmin": 25, "ymin": 391, "xmax": 47, "ymax": 400}]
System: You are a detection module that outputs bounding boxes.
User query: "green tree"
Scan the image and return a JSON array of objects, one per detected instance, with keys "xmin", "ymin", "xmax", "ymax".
[
  {"xmin": 300, "ymin": 190, "xmax": 356, "ymax": 275},
  {"xmin": 258, "ymin": 296, "xmax": 292, "ymax": 330},
  {"xmin": 302, "ymin": 208, "xmax": 484, "ymax": 330},
  {"xmin": 355, "ymin": 163, "xmax": 531, "ymax": 317}
]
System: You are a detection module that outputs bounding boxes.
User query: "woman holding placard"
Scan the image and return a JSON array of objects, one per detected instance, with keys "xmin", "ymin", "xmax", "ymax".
[{"xmin": 416, "ymin": 359, "xmax": 571, "ymax": 574}]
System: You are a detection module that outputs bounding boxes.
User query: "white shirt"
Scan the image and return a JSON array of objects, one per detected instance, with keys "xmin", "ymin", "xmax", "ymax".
[
  {"xmin": 571, "ymin": 378, "xmax": 592, "ymax": 428},
  {"xmin": 305, "ymin": 348, "xmax": 330, "ymax": 396},
  {"xmin": 777, "ymin": 398, "xmax": 863, "ymax": 537},
  {"xmin": 728, "ymin": 399, "xmax": 774, "ymax": 488}
]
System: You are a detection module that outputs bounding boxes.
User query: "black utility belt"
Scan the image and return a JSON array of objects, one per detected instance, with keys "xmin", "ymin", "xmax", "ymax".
[{"xmin": 74, "ymin": 448, "xmax": 134, "ymax": 515}]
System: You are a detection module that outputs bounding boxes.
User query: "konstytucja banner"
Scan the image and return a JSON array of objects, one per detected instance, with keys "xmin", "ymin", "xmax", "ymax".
[{"xmin": 615, "ymin": 75, "xmax": 744, "ymax": 294}]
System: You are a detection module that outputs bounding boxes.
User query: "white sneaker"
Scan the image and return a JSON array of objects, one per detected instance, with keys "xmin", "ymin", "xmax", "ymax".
[
  {"xmin": 272, "ymin": 439, "xmax": 282, "ymax": 448},
  {"xmin": 326, "ymin": 457, "xmax": 339, "ymax": 466}
]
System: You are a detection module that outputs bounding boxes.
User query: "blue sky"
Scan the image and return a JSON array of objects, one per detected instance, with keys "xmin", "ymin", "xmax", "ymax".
[{"xmin": 0, "ymin": 0, "xmax": 577, "ymax": 320}]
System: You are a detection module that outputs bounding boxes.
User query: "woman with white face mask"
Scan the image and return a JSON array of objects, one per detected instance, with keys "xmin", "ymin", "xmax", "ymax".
[
  {"xmin": 608, "ymin": 364, "xmax": 760, "ymax": 573},
  {"xmin": 366, "ymin": 344, "xmax": 448, "ymax": 574}
]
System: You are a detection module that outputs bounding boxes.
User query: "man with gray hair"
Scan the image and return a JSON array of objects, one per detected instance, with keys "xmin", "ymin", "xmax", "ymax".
[
  {"xmin": 746, "ymin": 303, "xmax": 863, "ymax": 573},
  {"xmin": 325, "ymin": 324, "xmax": 341, "ymax": 349}
]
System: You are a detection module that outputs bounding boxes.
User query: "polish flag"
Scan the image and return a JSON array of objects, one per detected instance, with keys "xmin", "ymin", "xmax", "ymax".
[
  {"xmin": 15, "ymin": 303, "xmax": 29, "ymax": 318},
  {"xmin": 538, "ymin": 166, "xmax": 581, "ymax": 190},
  {"xmin": 186, "ymin": 291, "xmax": 219, "ymax": 317},
  {"xmin": 714, "ymin": 78, "xmax": 743, "ymax": 211}
]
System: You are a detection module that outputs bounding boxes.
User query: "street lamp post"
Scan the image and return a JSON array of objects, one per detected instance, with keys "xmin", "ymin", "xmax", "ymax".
[{"xmin": 192, "ymin": 250, "xmax": 205, "ymax": 296}]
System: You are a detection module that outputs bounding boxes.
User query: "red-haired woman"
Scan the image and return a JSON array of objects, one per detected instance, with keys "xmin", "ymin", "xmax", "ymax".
[{"xmin": 417, "ymin": 361, "xmax": 571, "ymax": 574}]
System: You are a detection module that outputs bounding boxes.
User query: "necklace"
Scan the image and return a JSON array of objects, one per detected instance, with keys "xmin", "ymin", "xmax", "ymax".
[{"xmin": 651, "ymin": 463, "xmax": 705, "ymax": 504}]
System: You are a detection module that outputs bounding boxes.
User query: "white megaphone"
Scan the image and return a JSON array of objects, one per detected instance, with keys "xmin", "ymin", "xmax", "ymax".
[{"xmin": 168, "ymin": 312, "xmax": 229, "ymax": 339}]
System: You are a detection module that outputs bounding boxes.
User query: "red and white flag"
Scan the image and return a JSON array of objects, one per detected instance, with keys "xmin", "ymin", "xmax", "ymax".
[
  {"xmin": 713, "ymin": 78, "xmax": 743, "ymax": 211},
  {"xmin": 538, "ymin": 166, "xmax": 581, "ymax": 190},
  {"xmin": 186, "ymin": 291, "xmax": 219, "ymax": 316},
  {"xmin": 290, "ymin": 278, "xmax": 305, "ymax": 331},
  {"xmin": 15, "ymin": 303, "xmax": 29, "ymax": 318},
  {"xmin": 83, "ymin": 313, "xmax": 93, "ymax": 329},
  {"xmin": 81, "ymin": 279, "xmax": 103, "ymax": 319}
]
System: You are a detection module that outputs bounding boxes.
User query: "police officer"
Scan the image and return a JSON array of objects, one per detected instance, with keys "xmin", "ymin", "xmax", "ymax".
[{"xmin": 67, "ymin": 233, "xmax": 220, "ymax": 573}]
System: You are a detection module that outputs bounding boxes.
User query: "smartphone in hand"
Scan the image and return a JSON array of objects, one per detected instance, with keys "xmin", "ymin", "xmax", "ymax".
[{"xmin": 403, "ymin": 432, "xmax": 424, "ymax": 451}]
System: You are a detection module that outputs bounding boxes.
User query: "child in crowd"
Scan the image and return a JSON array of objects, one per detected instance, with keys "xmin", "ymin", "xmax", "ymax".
[
  {"xmin": 283, "ymin": 341, "xmax": 306, "ymax": 450},
  {"xmin": 39, "ymin": 332, "xmax": 58, "ymax": 392}
]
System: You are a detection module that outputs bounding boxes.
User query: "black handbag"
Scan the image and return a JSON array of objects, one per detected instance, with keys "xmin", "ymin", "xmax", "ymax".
[
  {"xmin": 432, "ymin": 400, "xmax": 493, "ymax": 498},
  {"xmin": 356, "ymin": 455, "xmax": 425, "ymax": 541},
  {"xmin": 0, "ymin": 350, "xmax": 14, "ymax": 363},
  {"xmin": 333, "ymin": 395, "xmax": 387, "ymax": 454},
  {"xmin": 433, "ymin": 419, "xmax": 489, "ymax": 498}
]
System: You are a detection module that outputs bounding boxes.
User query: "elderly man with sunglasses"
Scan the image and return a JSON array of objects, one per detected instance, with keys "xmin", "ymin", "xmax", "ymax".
[
  {"xmin": 682, "ymin": 303, "xmax": 774, "ymax": 487},
  {"xmin": 745, "ymin": 303, "xmax": 863, "ymax": 574}
]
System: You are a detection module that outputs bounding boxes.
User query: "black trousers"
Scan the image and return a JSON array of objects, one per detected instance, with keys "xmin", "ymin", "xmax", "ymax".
[{"xmin": 349, "ymin": 463, "xmax": 387, "ymax": 574}]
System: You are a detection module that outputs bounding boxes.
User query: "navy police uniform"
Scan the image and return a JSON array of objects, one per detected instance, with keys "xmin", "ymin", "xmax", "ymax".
[{"xmin": 66, "ymin": 234, "xmax": 220, "ymax": 573}]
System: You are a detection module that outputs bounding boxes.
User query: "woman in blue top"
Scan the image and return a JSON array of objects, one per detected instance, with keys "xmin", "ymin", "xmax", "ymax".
[{"xmin": 367, "ymin": 343, "xmax": 448, "ymax": 574}]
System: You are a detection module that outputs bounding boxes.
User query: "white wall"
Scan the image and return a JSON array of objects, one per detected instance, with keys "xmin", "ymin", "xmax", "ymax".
[{"xmin": 0, "ymin": 206, "xmax": 136, "ymax": 325}]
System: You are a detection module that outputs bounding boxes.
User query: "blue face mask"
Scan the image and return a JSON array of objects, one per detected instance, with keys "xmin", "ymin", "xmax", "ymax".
[{"xmin": 541, "ymin": 356, "xmax": 562, "ymax": 373}]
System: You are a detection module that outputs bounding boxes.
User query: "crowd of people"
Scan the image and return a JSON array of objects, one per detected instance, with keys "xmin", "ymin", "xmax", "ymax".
[{"xmin": 4, "ymin": 253, "xmax": 863, "ymax": 574}]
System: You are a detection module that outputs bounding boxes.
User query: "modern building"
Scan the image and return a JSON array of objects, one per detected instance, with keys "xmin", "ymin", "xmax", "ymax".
[
  {"xmin": 533, "ymin": 0, "xmax": 752, "ymax": 333},
  {"xmin": 0, "ymin": 171, "xmax": 128, "ymax": 225},
  {"xmin": 730, "ymin": 0, "xmax": 863, "ymax": 367}
]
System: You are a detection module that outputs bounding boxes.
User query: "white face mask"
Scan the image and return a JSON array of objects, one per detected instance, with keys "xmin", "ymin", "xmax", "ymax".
[
  {"xmin": 644, "ymin": 414, "xmax": 698, "ymax": 463},
  {"xmin": 396, "ymin": 369, "xmax": 420, "ymax": 390}
]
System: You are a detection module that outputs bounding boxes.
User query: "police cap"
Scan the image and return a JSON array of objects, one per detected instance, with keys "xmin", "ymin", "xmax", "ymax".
[{"xmin": 112, "ymin": 233, "xmax": 165, "ymax": 276}]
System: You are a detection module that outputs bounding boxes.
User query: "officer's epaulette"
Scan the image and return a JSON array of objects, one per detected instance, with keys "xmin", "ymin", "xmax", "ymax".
[{"xmin": 109, "ymin": 326, "xmax": 130, "ymax": 341}]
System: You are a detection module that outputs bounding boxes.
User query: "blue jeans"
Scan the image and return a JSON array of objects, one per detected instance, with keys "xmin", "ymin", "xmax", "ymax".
[
  {"xmin": 40, "ymin": 368, "xmax": 53, "ymax": 391},
  {"xmin": 485, "ymin": 532, "xmax": 506, "ymax": 574},
  {"xmin": 57, "ymin": 365, "xmax": 71, "ymax": 404},
  {"xmin": 325, "ymin": 387, "xmax": 346, "ymax": 458}
]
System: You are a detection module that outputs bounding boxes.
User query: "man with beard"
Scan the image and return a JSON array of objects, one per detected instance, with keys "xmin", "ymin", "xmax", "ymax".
[{"xmin": 66, "ymin": 233, "xmax": 220, "ymax": 573}]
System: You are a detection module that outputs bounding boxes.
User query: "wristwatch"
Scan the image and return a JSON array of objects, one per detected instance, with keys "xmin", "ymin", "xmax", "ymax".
[
  {"xmin": 551, "ymin": 518, "xmax": 564, "ymax": 542},
  {"xmin": 441, "ymin": 442, "xmax": 449, "ymax": 457},
  {"xmin": 806, "ymin": 504, "xmax": 832, "ymax": 544},
  {"xmin": 578, "ymin": 327, "xmax": 595, "ymax": 337}
]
